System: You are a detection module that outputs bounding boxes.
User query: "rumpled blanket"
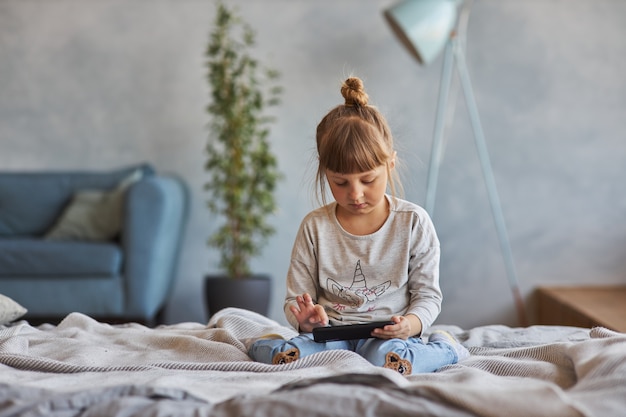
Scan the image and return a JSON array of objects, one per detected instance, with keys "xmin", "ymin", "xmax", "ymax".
[{"xmin": 0, "ymin": 308, "xmax": 623, "ymax": 417}]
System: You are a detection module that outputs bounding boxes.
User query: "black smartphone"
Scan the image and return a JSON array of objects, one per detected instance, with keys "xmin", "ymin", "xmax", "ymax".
[{"xmin": 312, "ymin": 321, "xmax": 395, "ymax": 342}]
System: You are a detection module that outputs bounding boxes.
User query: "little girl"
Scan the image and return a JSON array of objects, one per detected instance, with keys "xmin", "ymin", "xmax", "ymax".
[{"xmin": 249, "ymin": 77, "xmax": 468, "ymax": 375}]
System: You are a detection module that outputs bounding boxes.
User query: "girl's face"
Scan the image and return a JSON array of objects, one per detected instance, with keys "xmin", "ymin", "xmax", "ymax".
[{"xmin": 326, "ymin": 164, "xmax": 390, "ymax": 219}]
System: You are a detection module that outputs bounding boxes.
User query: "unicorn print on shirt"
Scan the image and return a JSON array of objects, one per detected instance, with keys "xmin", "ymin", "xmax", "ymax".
[{"xmin": 327, "ymin": 260, "xmax": 391, "ymax": 309}]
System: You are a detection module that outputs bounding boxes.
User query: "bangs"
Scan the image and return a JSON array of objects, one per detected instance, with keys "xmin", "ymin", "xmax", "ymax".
[{"xmin": 319, "ymin": 118, "xmax": 390, "ymax": 174}]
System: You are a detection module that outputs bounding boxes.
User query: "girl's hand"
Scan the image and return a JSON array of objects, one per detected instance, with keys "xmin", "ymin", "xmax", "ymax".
[
  {"xmin": 372, "ymin": 315, "xmax": 422, "ymax": 340},
  {"xmin": 289, "ymin": 293, "xmax": 329, "ymax": 333}
]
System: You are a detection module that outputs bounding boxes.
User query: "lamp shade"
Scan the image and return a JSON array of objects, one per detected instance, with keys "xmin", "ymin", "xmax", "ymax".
[{"xmin": 384, "ymin": 0, "xmax": 460, "ymax": 66}]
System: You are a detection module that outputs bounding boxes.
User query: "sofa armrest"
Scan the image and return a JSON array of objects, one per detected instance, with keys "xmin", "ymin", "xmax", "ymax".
[{"xmin": 121, "ymin": 175, "xmax": 189, "ymax": 319}]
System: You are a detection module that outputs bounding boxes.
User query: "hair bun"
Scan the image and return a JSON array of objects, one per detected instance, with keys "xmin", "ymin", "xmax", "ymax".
[{"xmin": 341, "ymin": 77, "xmax": 369, "ymax": 107}]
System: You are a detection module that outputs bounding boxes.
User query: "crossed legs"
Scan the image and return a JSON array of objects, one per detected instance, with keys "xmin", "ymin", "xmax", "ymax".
[{"xmin": 249, "ymin": 332, "xmax": 464, "ymax": 375}]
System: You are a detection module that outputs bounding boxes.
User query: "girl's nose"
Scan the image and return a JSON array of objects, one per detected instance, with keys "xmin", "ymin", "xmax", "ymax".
[{"xmin": 348, "ymin": 184, "xmax": 363, "ymax": 200}]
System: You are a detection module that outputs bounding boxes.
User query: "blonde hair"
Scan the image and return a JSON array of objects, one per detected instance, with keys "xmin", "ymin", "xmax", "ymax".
[{"xmin": 315, "ymin": 77, "xmax": 402, "ymax": 206}]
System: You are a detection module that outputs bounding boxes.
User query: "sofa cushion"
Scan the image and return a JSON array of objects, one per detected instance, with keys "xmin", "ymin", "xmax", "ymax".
[
  {"xmin": 45, "ymin": 169, "xmax": 143, "ymax": 241},
  {"xmin": 0, "ymin": 163, "xmax": 154, "ymax": 237},
  {"xmin": 0, "ymin": 239, "xmax": 122, "ymax": 277}
]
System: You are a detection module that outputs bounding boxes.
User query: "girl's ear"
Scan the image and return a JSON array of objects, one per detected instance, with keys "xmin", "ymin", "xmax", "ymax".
[{"xmin": 389, "ymin": 151, "xmax": 397, "ymax": 169}]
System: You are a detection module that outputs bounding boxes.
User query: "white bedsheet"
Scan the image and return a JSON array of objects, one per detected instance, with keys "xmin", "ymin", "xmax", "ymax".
[{"xmin": 0, "ymin": 308, "xmax": 623, "ymax": 417}]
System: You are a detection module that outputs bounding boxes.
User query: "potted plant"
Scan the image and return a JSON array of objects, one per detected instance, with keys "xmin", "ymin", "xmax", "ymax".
[{"xmin": 203, "ymin": 1, "xmax": 282, "ymax": 317}]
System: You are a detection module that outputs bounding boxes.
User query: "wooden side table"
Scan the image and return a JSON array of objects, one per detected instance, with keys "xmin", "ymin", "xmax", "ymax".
[{"xmin": 535, "ymin": 285, "xmax": 626, "ymax": 332}]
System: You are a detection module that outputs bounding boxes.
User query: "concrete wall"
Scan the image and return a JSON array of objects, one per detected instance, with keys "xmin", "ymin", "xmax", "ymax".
[{"xmin": 1, "ymin": 0, "xmax": 625, "ymax": 328}]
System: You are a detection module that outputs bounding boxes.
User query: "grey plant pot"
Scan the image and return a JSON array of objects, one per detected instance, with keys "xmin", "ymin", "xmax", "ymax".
[{"xmin": 204, "ymin": 274, "xmax": 271, "ymax": 319}]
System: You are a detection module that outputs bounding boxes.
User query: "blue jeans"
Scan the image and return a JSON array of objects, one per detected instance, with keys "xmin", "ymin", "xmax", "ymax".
[{"xmin": 248, "ymin": 333, "xmax": 458, "ymax": 374}]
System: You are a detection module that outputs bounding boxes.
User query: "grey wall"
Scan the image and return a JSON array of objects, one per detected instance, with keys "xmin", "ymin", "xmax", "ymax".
[{"xmin": 1, "ymin": 0, "xmax": 625, "ymax": 329}]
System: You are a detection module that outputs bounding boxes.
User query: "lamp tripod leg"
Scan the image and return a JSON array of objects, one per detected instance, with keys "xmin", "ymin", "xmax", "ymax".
[
  {"xmin": 425, "ymin": 39, "xmax": 456, "ymax": 215},
  {"xmin": 455, "ymin": 48, "xmax": 528, "ymax": 327}
]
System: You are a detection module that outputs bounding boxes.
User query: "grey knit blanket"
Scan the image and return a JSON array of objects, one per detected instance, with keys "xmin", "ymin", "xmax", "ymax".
[{"xmin": 0, "ymin": 308, "xmax": 624, "ymax": 417}]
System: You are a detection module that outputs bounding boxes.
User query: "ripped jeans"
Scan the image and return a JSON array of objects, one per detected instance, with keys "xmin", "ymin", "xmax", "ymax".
[{"xmin": 248, "ymin": 333, "xmax": 458, "ymax": 375}]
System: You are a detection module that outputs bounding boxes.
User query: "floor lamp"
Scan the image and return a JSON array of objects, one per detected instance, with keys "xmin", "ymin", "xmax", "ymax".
[{"xmin": 384, "ymin": 0, "xmax": 528, "ymax": 326}]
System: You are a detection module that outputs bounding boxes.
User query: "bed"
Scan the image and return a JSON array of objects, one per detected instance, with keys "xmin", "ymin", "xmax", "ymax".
[{"xmin": 0, "ymin": 307, "xmax": 624, "ymax": 417}]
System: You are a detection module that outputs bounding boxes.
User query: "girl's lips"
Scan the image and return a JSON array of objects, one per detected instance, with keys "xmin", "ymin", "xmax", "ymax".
[{"xmin": 351, "ymin": 203, "xmax": 367, "ymax": 210}]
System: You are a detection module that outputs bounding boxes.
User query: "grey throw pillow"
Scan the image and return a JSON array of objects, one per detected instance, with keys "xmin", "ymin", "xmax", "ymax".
[
  {"xmin": 0, "ymin": 293, "xmax": 27, "ymax": 325},
  {"xmin": 45, "ymin": 169, "xmax": 143, "ymax": 241}
]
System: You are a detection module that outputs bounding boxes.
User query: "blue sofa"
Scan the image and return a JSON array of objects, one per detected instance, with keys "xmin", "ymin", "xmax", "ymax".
[{"xmin": 0, "ymin": 163, "xmax": 188, "ymax": 324}]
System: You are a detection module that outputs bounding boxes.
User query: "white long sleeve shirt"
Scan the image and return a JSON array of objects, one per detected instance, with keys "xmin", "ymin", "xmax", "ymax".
[{"xmin": 284, "ymin": 196, "xmax": 442, "ymax": 333}]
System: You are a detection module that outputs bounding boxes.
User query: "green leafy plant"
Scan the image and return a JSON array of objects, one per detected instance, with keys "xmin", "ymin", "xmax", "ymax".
[{"xmin": 204, "ymin": 1, "xmax": 282, "ymax": 279}]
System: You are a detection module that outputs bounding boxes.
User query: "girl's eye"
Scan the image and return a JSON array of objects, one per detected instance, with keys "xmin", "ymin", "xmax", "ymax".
[{"xmin": 362, "ymin": 179, "xmax": 375, "ymax": 184}]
